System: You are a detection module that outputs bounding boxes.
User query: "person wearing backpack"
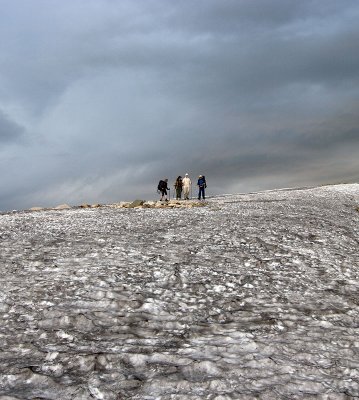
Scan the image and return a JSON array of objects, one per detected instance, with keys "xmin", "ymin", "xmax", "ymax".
[
  {"xmin": 174, "ymin": 176, "xmax": 183, "ymax": 200},
  {"xmin": 157, "ymin": 178, "xmax": 170, "ymax": 201},
  {"xmin": 182, "ymin": 173, "xmax": 192, "ymax": 200},
  {"xmin": 197, "ymin": 175, "xmax": 207, "ymax": 200}
]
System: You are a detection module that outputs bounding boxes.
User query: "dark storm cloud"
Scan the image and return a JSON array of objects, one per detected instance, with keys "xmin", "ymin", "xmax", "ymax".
[{"xmin": 0, "ymin": 0, "xmax": 358, "ymax": 211}]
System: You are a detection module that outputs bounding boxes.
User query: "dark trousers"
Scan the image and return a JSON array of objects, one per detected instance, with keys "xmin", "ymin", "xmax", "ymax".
[
  {"xmin": 198, "ymin": 186, "xmax": 205, "ymax": 200},
  {"xmin": 176, "ymin": 188, "xmax": 182, "ymax": 199}
]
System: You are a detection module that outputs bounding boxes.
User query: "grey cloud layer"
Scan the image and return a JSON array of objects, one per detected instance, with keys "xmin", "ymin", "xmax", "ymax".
[
  {"xmin": 0, "ymin": 0, "xmax": 358, "ymax": 210},
  {"xmin": 0, "ymin": 111, "xmax": 24, "ymax": 143}
]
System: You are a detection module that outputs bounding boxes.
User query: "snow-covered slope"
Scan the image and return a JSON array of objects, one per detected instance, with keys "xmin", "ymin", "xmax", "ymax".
[{"xmin": 0, "ymin": 184, "xmax": 358, "ymax": 399}]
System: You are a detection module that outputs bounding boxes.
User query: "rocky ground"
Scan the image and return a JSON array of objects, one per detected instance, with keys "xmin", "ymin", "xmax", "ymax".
[{"xmin": 0, "ymin": 184, "xmax": 358, "ymax": 400}]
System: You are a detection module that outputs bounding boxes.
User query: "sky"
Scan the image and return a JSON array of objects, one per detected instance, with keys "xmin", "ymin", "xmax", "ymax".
[{"xmin": 1, "ymin": 0, "xmax": 359, "ymax": 211}]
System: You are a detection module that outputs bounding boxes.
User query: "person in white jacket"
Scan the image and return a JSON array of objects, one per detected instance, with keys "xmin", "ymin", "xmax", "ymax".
[{"xmin": 182, "ymin": 173, "xmax": 192, "ymax": 200}]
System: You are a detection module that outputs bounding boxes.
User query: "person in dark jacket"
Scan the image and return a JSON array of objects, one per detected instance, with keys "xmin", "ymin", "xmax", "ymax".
[
  {"xmin": 158, "ymin": 178, "xmax": 170, "ymax": 201},
  {"xmin": 174, "ymin": 176, "xmax": 183, "ymax": 200},
  {"xmin": 197, "ymin": 175, "xmax": 207, "ymax": 200}
]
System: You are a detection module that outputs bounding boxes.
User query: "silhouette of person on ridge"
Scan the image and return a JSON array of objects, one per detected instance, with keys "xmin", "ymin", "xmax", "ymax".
[
  {"xmin": 182, "ymin": 173, "xmax": 192, "ymax": 200},
  {"xmin": 157, "ymin": 178, "xmax": 170, "ymax": 201},
  {"xmin": 197, "ymin": 175, "xmax": 207, "ymax": 200},
  {"xmin": 174, "ymin": 176, "xmax": 183, "ymax": 200}
]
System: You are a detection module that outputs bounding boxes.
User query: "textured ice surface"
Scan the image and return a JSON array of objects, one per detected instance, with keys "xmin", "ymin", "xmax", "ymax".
[{"xmin": 0, "ymin": 184, "xmax": 358, "ymax": 399}]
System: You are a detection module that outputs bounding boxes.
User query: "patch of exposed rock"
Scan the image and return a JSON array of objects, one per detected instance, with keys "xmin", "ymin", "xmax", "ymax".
[
  {"xmin": 113, "ymin": 199, "xmax": 207, "ymax": 209},
  {"xmin": 27, "ymin": 200, "xmax": 206, "ymax": 213}
]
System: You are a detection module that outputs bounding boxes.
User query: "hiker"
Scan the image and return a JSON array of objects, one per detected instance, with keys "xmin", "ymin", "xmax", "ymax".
[
  {"xmin": 174, "ymin": 176, "xmax": 183, "ymax": 200},
  {"xmin": 182, "ymin": 173, "xmax": 192, "ymax": 200},
  {"xmin": 197, "ymin": 175, "xmax": 207, "ymax": 200},
  {"xmin": 158, "ymin": 178, "xmax": 170, "ymax": 201}
]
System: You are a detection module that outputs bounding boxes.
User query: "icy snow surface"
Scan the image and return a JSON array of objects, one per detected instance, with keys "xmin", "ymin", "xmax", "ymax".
[{"xmin": 0, "ymin": 184, "xmax": 358, "ymax": 399}]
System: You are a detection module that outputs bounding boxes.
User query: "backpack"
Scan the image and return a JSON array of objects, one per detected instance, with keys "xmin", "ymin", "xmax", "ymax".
[{"xmin": 158, "ymin": 180, "xmax": 166, "ymax": 191}]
